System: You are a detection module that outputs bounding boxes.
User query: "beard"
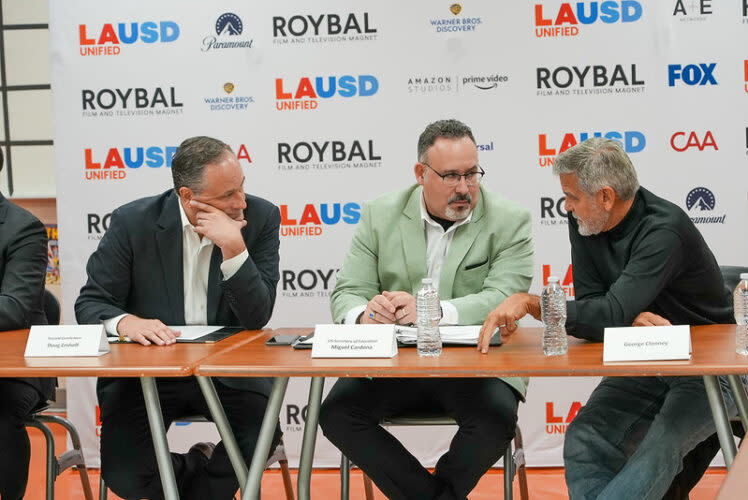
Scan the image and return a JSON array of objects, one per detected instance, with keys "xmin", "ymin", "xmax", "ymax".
[
  {"xmin": 574, "ymin": 205, "xmax": 610, "ymax": 236},
  {"xmin": 445, "ymin": 193, "xmax": 472, "ymax": 220}
]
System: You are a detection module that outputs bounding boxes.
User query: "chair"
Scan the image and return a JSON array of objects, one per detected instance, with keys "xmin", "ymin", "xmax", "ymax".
[
  {"xmin": 98, "ymin": 416, "xmax": 294, "ymax": 500},
  {"xmin": 721, "ymin": 265, "xmax": 748, "ymax": 295},
  {"xmin": 24, "ymin": 290, "xmax": 95, "ymax": 500},
  {"xmin": 340, "ymin": 416, "xmax": 528, "ymax": 500}
]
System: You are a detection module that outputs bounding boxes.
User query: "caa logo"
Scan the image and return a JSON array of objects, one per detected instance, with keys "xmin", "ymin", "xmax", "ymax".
[
  {"xmin": 540, "ymin": 197, "xmax": 568, "ymax": 226},
  {"xmin": 536, "ymin": 64, "xmax": 644, "ymax": 96},
  {"xmin": 84, "ymin": 146, "xmax": 177, "ymax": 181},
  {"xmin": 272, "ymin": 13, "xmax": 377, "ymax": 44},
  {"xmin": 667, "ymin": 63, "xmax": 717, "ymax": 86},
  {"xmin": 670, "ymin": 131, "xmax": 717, "ymax": 152},
  {"xmin": 280, "ymin": 202, "xmax": 361, "ymax": 237},
  {"xmin": 534, "ymin": 1, "xmax": 643, "ymax": 38},
  {"xmin": 79, "ymin": 21, "xmax": 179, "ymax": 56},
  {"xmin": 275, "ymin": 75, "xmax": 379, "ymax": 111},
  {"xmin": 81, "ymin": 87, "xmax": 183, "ymax": 118},
  {"xmin": 546, "ymin": 401, "xmax": 582, "ymax": 434},
  {"xmin": 538, "ymin": 131, "xmax": 645, "ymax": 167},
  {"xmin": 542, "ymin": 264, "xmax": 574, "ymax": 298},
  {"xmin": 685, "ymin": 187, "xmax": 726, "ymax": 224},
  {"xmin": 281, "ymin": 269, "xmax": 338, "ymax": 298}
]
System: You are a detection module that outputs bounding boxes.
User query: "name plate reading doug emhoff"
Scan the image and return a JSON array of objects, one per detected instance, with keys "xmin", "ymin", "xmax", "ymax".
[
  {"xmin": 603, "ymin": 325, "xmax": 691, "ymax": 363},
  {"xmin": 311, "ymin": 324, "xmax": 398, "ymax": 358},
  {"xmin": 25, "ymin": 325, "xmax": 110, "ymax": 357}
]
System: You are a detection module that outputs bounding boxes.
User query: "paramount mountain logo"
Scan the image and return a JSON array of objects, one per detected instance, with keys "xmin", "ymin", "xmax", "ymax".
[
  {"xmin": 685, "ymin": 187, "xmax": 726, "ymax": 224},
  {"xmin": 202, "ymin": 13, "xmax": 254, "ymax": 51}
]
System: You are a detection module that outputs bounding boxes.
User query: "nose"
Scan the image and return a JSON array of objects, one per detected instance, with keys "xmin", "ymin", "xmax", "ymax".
[
  {"xmin": 563, "ymin": 197, "xmax": 571, "ymax": 213},
  {"xmin": 234, "ymin": 191, "xmax": 247, "ymax": 210},
  {"xmin": 455, "ymin": 176, "xmax": 470, "ymax": 194}
]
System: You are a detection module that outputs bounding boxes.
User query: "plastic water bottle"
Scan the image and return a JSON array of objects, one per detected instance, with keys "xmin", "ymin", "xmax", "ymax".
[
  {"xmin": 416, "ymin": 278, "xmax": 442, "ymax": 357},
  {"xmin": 735, "ymin": 273, "xmax": 748, "ymax": 355},
  {"xmin": 541, "ymin": 276, "xmax": 568, "ymax": 356}
]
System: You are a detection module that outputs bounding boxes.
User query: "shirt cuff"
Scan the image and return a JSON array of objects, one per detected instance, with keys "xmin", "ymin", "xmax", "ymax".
[
  {"xmin": 440, "ymin": 300, "xmax": 458, "ymax": 325},
  {"xmin": 220, "ymin": 249, "xmax": 248, "ymax": 280},
  {"xmin": 103, "ymin": 313, "xmax": 128, "ymax": 337},
  {"xmin": 344, "ymin": 305, "xmax": 367, "ymax": 325}
]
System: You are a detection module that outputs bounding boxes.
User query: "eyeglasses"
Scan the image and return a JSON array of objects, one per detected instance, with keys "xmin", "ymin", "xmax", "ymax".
[{"xmin": 421, "ymin": 162, "xmax": 485, "ymax": 187}]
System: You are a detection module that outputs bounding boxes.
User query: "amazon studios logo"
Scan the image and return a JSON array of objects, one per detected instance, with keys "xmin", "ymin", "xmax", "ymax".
[
  {"xmin": 202, "ymin": 13, "xmax": 254, "ymax": 52},
  {"xmin": 272, "ymin": 12, "xmax": 377, "ymax": 44},
  {"xmin": 280, "ymin": 269, "xmax": 338, "ymax": 298},
  {"xmin": 685, "ymin": 187, "xmax": 725, "ymax": 224},
  {"xmin": 81, "ymin": 86, "xmax": 183, "ymax": 118},
  {"xmin": 277, "ymin": 139, "xmax": 382, "ymax": 171},
  {"xmin": 536, "ymin": 64, "xmax": 645, "ymax": 96},
  {"xmin": 407, "ymin": 73, "xmax": 508, "ymax": 94}
]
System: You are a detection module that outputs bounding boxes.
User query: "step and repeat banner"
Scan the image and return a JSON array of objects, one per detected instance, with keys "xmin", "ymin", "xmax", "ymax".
[{"xmin": 51, "ymin": 1, "xmax": 748, "ymax": 468}]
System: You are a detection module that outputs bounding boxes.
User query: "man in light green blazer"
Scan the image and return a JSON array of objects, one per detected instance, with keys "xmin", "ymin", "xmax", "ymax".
[{"xmin": 320, "ymin": 119, "xmax": 533, "ymax": 500}]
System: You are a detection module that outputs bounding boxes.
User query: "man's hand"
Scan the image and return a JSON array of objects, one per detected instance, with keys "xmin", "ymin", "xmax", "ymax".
[
  {"xmin": 190, "ymin": 200, "xmax": 247, "ymax": 259},
  {"xmin": 383, "ymin": 291, "xmax": 417, "ymax": 325},
  {"xmin": 360, "ymin": 294, "xmax": 397, "ymax": 324},
  {"xmin": 632, "ymin": 312, "xmax": 671, "ymax": 327},
  {"xmin": 477, "ymin": 293, "xmax": 540, "ymax": 353},
  {"xmin": 117, "ymin": 315, "xmax": 181, "ymax": 346}
]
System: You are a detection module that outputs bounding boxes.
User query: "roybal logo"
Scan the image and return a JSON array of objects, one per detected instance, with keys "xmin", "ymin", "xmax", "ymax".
[
  {"xmin": 536, "ymin": 64, "xmax": 644, "ymax": 96},
  {"xmin": 277, "ymin": 140, "xmax": 382, "ymax": 171},
  {"xmin": 202, "ymin": 13, "xmax": 254, "ymax": 51},
  {"xmin": 685, "ymin": 187, "xmax": 725, "ymax": 224},
  {"xmin": 81, "ymin": 87, "xmax": 183, "ymax": 117},
  {"xmin": 272, "ymin": 13, "xmax": 377, "ymax": 44}
]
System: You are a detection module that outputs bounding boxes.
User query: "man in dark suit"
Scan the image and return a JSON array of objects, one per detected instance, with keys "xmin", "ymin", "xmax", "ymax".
[
  {"xmin": 0, "ymin": 149, "xmax": 53, "ymax": 500},
  {"xmin": 75, "ymin": 136, "xmax": 281, "ymax": 500}
]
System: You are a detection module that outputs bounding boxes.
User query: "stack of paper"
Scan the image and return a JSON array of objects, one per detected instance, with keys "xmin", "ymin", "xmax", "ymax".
[{"xmin": 395, "ymin": 325, "xmax": 481, "ymax": 345}]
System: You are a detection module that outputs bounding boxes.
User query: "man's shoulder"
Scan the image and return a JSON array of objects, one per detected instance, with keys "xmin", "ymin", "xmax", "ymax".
[
  {"xmin": 113, "ymin": 190, "xmax": 172, "ymax": 218},
  {"xmin": 0, "ymin": 195, "xmax": 45, "ymax": 234}
]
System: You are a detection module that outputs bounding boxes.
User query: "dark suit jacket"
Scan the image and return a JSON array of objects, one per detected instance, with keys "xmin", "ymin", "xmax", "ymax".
[
  {"xmin": 75, "ymin": 190, "xmax": 280, "ymax": 395},
  {"xmin": 0, "ymin": 192, "xmax": 55, "ymax": 400}
]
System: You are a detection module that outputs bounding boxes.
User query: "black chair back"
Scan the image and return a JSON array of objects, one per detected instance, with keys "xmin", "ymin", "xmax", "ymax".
[{"xmin": 43, "ymin": 289, "xmax": 61, "ymax": 325}]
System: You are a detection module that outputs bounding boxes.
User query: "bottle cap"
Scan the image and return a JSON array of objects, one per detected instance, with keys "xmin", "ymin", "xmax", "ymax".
[
  {"xmin": 741, "ymin": 273, "xmax": 748, "ymax": 280},
  {"xmin": 547, "ymin": 276, "xmax": 560, "ymax": 283}
]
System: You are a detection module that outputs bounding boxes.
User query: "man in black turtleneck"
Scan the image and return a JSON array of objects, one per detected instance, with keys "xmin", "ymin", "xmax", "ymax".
[{"xmin": 479, "ymin": 137, "xmax": 735, "ymax": 500}]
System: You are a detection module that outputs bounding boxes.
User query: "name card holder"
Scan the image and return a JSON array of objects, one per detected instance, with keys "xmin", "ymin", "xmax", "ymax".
[
  {"xmin": 311, "ymin": 324, "xmax": 398, "ymax": 358},
  {"xmin": 603, "ymin": 325, "xmax": 691, "ymax": 363},
  {"xmin": 25, "ymin": 325, "xmax": 110, "ymax": 357}
]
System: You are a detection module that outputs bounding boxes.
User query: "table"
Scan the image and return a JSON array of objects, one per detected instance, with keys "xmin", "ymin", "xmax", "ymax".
[
  {"xmin": 0, "ymin": 328, "xmax": 266, "ymax": 500},
  {"xmin": 196, "ymin": 324, "xmax": 748, "ymax": 500}
]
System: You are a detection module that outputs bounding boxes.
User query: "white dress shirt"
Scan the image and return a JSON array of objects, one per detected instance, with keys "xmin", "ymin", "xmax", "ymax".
[
  {"xmin": 103, "ymin": 200, "xmax": 248, "ymax": 335},
  {"xmin": 343, "ymin": 193, "xmax": 471, "ymax": 325}
]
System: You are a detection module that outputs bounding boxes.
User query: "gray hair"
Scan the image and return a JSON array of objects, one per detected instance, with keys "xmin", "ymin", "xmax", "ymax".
[
  {"xmin": 553, "ymin": 137, "xmax": 639, "ymax": 200},
  {"xmin": 171, "ymin": 136, "xmax": 233, "ymax": 193},
  {"xmin": 417, "ymin": 119, "xmax": 476, "ymax": 162}
]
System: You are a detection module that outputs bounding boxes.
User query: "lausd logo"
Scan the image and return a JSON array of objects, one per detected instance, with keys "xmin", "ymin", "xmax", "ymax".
[
  {"xmin": 275, "ymin": 75, "xmax": 379, "ymax": 111},
  {"xmin": 272, "ymin": 13, "xmax": 377, "ymax": 44},
  {"xmin": 204, "ymin": 82, "xmax": 254, "ymax": 112},
  {"xmin": 540, "ymin": 196, "xmax": 568, "ymax": 226},
  {"xmin": 670, "ymin": 131, "xmax": 717, "ymax": 152},
  {"xmin": 538, "ymin": 131, "xmax": 645, "ymax": 167},
  {"xmin": 542, "ymin": 264, "xmax": 574, "ymax": 298},
  {"xmin": 277, "ymin": 140, "xmax": 382, "ymax": 171},
  {"xmin": 667, "ymin": 63, "xmax": 717, "ymax": 86},
  {"xmin": 281, "ymin": 268, "xmax": 338, "ymax": 298},
  {"xmin": 202, "ymin": 13, "xmax": 254, "ymax": 52},
  {"xmin": 534, "ymin": 1, "xmax": 642, "ymax": 38},
  {"xmin": 280, "ymin": 202, "xmax": 361, "ymax": 237},
  {"xmin": 546, "ymin": 401, "xmax": 582, "ymax": 434},
  {"xmin": 78, "ymin": 21, "xmax": 179, "ymax": 56},
  {"xmin": 429, "ymin": 3, "xmax": 483, "ymax": 34},
  {"xmin": 87, "ymin": 212, "xmax": 112, "ymax": 240},
  {"xmin": 672, "ymin": 0, "xmax": 713, "ymax": 22},
  {"xmin": 81, "ymin": 87, "xmax": 183, "ymax": 118},
  {"xmin": 84, "ymin": 146, "xmax": 177, "ymax": 181},
  {"xmin": 685, "ymin": 187, "xmax": 726, "ymax": 224},
  {"xmin": 536, "ymin": 64, "xmax": 644, "ymax": 96}
]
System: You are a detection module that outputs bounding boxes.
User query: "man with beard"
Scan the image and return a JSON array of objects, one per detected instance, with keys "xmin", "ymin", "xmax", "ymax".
[
  {"xmin": 320, "ymin": 119, "xmax": 534, "ymax": 500},
  {"xmin": 478, "ymin": 137, "xmax": 736, "ymax": 499}
]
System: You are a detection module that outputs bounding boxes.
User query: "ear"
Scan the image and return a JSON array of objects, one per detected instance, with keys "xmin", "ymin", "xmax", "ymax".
[
  {"xmin": 598, "ymin": 186, "xmax": 616, "ymax": 211},
  {"xmin": 178, "ymin": 186, "xmax": 193, "ymax": 205},
  {"xmin": 414, "ymin": 163, "xmax": 426, "ymax": 186}
]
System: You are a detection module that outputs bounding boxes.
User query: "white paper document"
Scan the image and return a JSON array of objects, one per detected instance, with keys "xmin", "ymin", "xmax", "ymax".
[
  {"xmin": 603, "ymin": 325, "xmax": 692, "ymax": 363},
  {"xmin": 394, "ymin": 325, "xmax": 481, "ymax": 345},
  {"xmin": 168, "ymin": 325, "xmax": 223, "ymax": 340}
]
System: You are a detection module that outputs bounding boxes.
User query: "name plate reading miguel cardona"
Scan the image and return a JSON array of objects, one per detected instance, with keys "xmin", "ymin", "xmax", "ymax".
[
  {"xmin": 25, "ymin": 325, "xmax": 110, "ymax": 357},
  {"xmin": 603, "ymin": 325, "xmax": 691, "ymax": 363},
  {"xmin": 311, "ymin": 324, "xmax": 398, "ymax": 358}
]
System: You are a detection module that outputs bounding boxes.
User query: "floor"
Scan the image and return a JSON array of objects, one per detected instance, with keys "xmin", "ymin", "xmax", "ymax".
[{"xmin": 27, "ymin": 425, "xmax": 728, "ymax": 499}]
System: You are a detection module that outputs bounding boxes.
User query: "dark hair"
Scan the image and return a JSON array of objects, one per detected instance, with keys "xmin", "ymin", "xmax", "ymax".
[
  {"xmin": 417, "ymin": 119, "xmax": 476, "ymax": 162},
  {"xmin": 171, "ymin": 136, "xmax": 233, "ymax": 193}
]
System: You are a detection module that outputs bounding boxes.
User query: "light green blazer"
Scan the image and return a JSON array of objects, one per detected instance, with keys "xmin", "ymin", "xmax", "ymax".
[{"xmin": 330, "ymin": 184, "xmax": 534, "ymax": 397}]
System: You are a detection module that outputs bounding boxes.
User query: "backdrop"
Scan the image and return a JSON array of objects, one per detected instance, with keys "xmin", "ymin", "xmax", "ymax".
[{"xmin": 50, "ymin": 0, "xmax": 748, "ymax": 468}]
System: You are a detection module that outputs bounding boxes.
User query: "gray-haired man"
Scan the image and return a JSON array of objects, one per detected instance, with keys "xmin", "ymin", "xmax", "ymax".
[{"xmin": 479, "ymin": 137, "xmax": 736, "ymax": 499}]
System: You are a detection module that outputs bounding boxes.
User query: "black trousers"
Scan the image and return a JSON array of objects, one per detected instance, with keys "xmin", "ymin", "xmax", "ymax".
[
  {"xmin": 0, "ymin": 379, "xmax": 42, "ymax": 500},
  {"xmin": 98, "ymin": 377, "xmax": 280, "ymax": 500},
  {"xmin": 319, "ymin": 378, "xmax": 519, "ymax": 500}
]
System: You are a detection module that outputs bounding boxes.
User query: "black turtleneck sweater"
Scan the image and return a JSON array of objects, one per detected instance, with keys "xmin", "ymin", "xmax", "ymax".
[{"xmin": 566, "ymin": 187, "xmax": 733, "ymax": 341}]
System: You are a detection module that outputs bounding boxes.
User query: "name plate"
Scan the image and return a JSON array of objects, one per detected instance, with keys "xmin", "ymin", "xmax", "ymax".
[
  {"xmin": 25, "ymin": 325, "xmax": 110, "ymax": 357},
  {"xmin": 311, "ymin": 324, "xmax": 398, "ymax": 358},
  {"xmin": 603, "ymin": 325, "xmax": 691, "ymax": 363}
]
